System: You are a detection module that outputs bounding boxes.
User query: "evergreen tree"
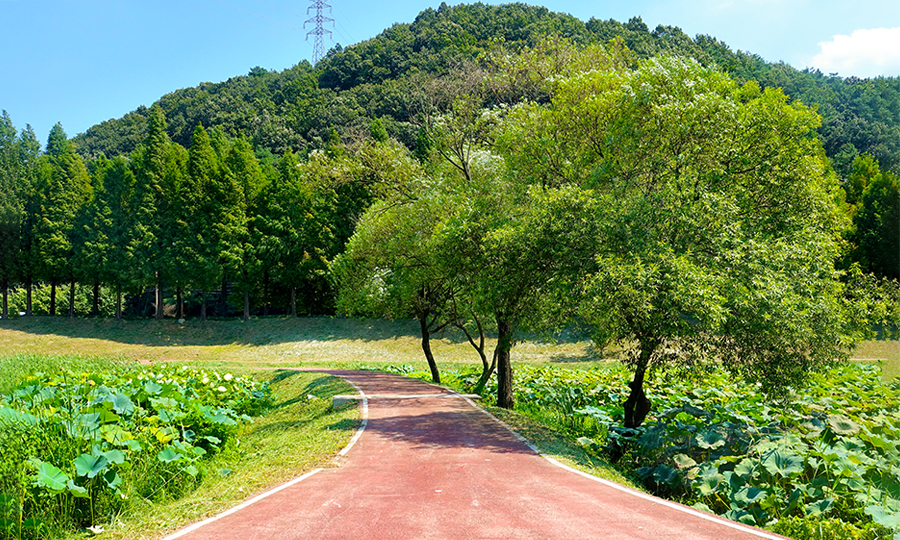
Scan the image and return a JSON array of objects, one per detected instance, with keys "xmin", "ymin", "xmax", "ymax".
[
  {"xmin": 854, "ymin": 170, "xmax": 900, "ymax": 280},
  {"xmin": 129, "ymin": 107, "xmax": 185, "ymax": 319},
  {"xmin": 80, "ymin": 156, "xmax": 135, "ymax": 319},
  {"xmin": 16, "ymin": 126, "xmax": 41, "ymax": 316},
  {"xmin": 30, "ymin": 124, "xmax": 92, "ymax": 317},
  {"xmin": 222, "ymin": 137, "xmax": 264, "ymax": 321},
  {"xmin": 0, "ymin": 112, "xmax": 21, "ymax": 318}
]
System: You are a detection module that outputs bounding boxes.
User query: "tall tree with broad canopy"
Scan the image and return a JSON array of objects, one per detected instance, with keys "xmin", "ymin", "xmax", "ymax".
[{"xmin": 500, "ymin": 56, "xmax": 859, "ymax": 426}]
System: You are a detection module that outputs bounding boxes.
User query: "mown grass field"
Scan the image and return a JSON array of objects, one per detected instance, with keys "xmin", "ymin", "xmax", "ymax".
[
  {"xmin": 0, "ymin": 316, "xmax": 611, "ymax": 371},
  {"xmin": 0, "ymin": 315, "xmax": 895, "ymax": 377}
]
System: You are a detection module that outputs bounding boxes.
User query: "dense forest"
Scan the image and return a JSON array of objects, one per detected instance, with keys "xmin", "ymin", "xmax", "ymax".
[{"xmin": 0, "ymin": 2, "xmax": 897, "ymax": 324}]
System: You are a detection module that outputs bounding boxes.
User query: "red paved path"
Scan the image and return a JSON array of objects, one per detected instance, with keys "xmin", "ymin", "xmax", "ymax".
[{"xmin": 163, "ymin": 370, "xmax": 788, "ymax": 540}]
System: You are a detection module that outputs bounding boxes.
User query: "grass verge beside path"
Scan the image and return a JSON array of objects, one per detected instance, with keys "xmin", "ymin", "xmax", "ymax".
[
  {"xmin": 95, "ymin": 369, "xmax": 358, "ymax": 540},
  {"xmin": 0, "ymin": 360, "xmax": 360, "ymax": 540},
  {"xmin": 95, "ymin": 368, "xmax": 358, "ymax": 540},
  {"xmin": 484, "ymin": 406, "xmax": 641, "ymax": 491}
]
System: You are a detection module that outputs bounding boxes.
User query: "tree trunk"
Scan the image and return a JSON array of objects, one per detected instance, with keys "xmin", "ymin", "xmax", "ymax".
[
  {"xmin": 25, "ymin": 278, "xmax": 32, "ymax": 316},
  {"xmin": 91, "ymin": 282, "xmax": 100, "ymax": 317},
  {"xmin": 50, "ymin": 279, "xmax": 58, "ymax": 316},
  {"xmin": 1, "ymin": 278, "xmax": 8, "ymax": 319},
  {"xmin": 219, "ymin": 273, "xmax": 228, "ymax": 317},
  {"xmin": 624, "ymin": 352, "xmax": 653, "ymax": 429},
  {"xmin": 68, "ymin": 278, "xmax": 76, "ymax": 318},
  {"xmin": 176, "ymin": 287, "xmax": 184, "ymax": 320},
  {"xmin": 455, "ymin": 314, "xmax": 493, "ymax": 394},
  {"xmin": 243, "ymin": 289, "xmax": 250, "ymax": 322},
  {"xmin": 200, "ymin": 290, "xmax": 207, "ymax": 322},
  {"xmin": 495, "ymin": 314, "xmax": 515, "ymax": 409},
  {"xmin": 290, "ymin": 286, "xmax": 297, "ymax": 318},
  {"xmin": 155, "ymin": 273, "xmax": 164, "ymax": 320},
  {"xmin": 262, "ymin": 271, "xmax": 269, "ymax": 317},
  {"xmin": 418, "ymin": 310, "xmax": 441, "ymax": 384},
  {"xmin": 115, "ymin": 282, "xmax": 122, "ymax": 320}
]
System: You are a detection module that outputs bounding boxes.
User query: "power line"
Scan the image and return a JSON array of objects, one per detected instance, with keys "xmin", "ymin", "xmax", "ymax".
[{"xmin": 304, "ymin": 0, "xmax": 334, "ymax": 64}]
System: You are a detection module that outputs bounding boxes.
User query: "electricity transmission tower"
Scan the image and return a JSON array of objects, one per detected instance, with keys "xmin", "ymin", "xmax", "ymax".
[{"xmin": 305, "ymin": 0, "xmax": 334, "ymax": 64}]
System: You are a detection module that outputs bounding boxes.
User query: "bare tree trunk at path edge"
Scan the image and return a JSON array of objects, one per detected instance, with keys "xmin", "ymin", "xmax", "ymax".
[
  {"xmin": 25, "ymin": 278, "xmax": 32, "ymax": 316},
  {"xmin": 1, "ymin": 279, "xmax": 7, "ymax": 319},
  {"xmin": 115, "ymin": 282, "xmax": 122, "ymax": 320},
  {"xmin": 418, "ymin": 310, "xmax": 441, "ymax": 384},
  {"xmin": 495, "ymin": 314, "xmax": 515, "ymax": 409}
]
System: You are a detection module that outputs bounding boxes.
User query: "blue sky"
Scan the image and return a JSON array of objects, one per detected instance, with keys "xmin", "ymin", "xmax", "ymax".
[{"xmin": 1, "ymin": 0, "xmax": 899, "ymax": 147}]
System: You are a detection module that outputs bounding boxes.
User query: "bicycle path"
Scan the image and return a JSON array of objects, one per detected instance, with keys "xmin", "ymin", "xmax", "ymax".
[{"xmin": 162, "ymin": 370, "xmax": 788, "ymax": 540}]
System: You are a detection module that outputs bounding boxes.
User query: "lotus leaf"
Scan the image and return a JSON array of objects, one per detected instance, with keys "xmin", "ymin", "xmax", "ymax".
[
  {"xmin": 66, "ymin": 480, "xmax": 89, "ymax": 498},
  {"xmin": 723, "ymin": 508, "xmax": 756, "ymax": 525},
  {"xmin": 111, "ymin": 393, "xmax": 135, "ymax": 415},
  {"xmin": 74, "ymin": 454, "xmax": 108, "ymax": 479},
  {"xmin": 732, "ymin": 486, "xmax": 767, "ymax": 506},
  {"xmin": 102, "ymin": 449, "xmax": 126, "ymax": 465},
  {"xmin": 103, "ymin": 470, "xmax": 122, "ymax": 490},
  {"xmin": 652, "ymin": 464, "xmax": 680, "ymax": 486},
  {"xmin": 761, "ymin": 448, "xmax": 804, "ymax": 478},
  {"xmin": 673, "ymin": 453, "xmax": 697, "ymax": 470},
  {"xmin": 865, "ymin": 505, "xmax": 900, "ymax": 528},
  {"xmin": 804, "ymin": 497, "xmax": 834, "ymax": 516},
  {"xmin": 34, "ymin": 462, "xmax": 68, "ymax": 493},
  {"xmin": 695, "ymin": 429, "xmax": 726, "ymax": 450},
  {"xmin": 157, "ymin": 447, "xmax": 181, "ymax": 463},
  {"xmin": 827, "ymin": 414, "xmax": 860, "ymax": 435}
]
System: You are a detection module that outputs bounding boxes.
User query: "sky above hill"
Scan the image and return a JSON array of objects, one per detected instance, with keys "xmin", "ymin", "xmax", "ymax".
[{"xmin": 2, "ymin": 0, "xmax": 898, "ymax": 146}]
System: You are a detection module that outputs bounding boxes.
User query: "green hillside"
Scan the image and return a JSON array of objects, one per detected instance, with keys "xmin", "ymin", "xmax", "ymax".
[{"xmin": 72, "ymin": 3, "xmax": 900, "ymax": 179}]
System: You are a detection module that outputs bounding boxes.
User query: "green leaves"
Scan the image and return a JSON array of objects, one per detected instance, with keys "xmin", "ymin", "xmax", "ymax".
[
  {"xmin": 157, "ymin": 447, "xmax": 180, "ymax": 463},
  {"xmin": 33, "ymin": 461, "xmax": 68, "ymax": 493},
  {"xmin": 761, "ymin": 449, "xmax": 804, "ymax": 478},
  {"xmin": 827, "ymin": 414, "xmax": 860, "ymax": 436},
  {"xmin": 74, "ymin": 453, "xmax": 108, "ymax": 479},
  {"xmin": 4, "ymin": 364, "xmax": 271, "ymax": 532},
  {"xmin": 509, "ymin": 361, "xmax": 900, "ymax": 535}
]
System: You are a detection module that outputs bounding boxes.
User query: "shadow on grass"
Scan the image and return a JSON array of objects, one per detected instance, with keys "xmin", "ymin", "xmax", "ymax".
[
  {"xmin": 0, "ymin": 315, "xmax": 422, "ymax": 348},
  {"xmin": 0, "ymin": 316, "xmax": 599, "ymax": 350}
]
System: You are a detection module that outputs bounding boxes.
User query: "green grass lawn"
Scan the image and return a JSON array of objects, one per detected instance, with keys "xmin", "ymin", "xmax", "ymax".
[
  {"xmin": 0, "ymin": 315, "xmax": 611, "ymax": 370},
  {"xmin": 851, "ymin": 339, "xmax": 900, "ymax": 379}
]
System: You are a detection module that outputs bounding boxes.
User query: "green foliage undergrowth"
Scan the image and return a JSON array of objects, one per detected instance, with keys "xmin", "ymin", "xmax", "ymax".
[{"xmin": 0, "ymin": 365, "xmax": 272, "ymax": 539}]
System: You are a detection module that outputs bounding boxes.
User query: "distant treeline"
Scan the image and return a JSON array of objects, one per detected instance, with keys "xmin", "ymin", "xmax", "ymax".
[{"xmin": 0, "ymin": 108, "xmax": 372, "ymax": 320}]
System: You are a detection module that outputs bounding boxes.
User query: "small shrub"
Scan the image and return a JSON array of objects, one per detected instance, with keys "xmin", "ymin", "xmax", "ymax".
[{"xmin": 770, "ymin": 516, "xmax": 891, "ymax": 540}]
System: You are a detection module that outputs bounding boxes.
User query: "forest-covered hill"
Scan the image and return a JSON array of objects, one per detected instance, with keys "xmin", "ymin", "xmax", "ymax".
[{"xmin": 72, "ymin": 2, "xmax": 900, "ymax": 180}]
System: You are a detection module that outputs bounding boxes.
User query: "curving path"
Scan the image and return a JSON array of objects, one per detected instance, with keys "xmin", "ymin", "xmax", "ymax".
[{"xmin": 162, "ymin": 370, "xmax": 788, "ymax": 540}]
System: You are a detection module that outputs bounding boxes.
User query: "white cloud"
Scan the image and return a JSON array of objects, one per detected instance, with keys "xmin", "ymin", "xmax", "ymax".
[{"xmin": 811, "ymin": 27, "xmax": 900, "ymax": 78}]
